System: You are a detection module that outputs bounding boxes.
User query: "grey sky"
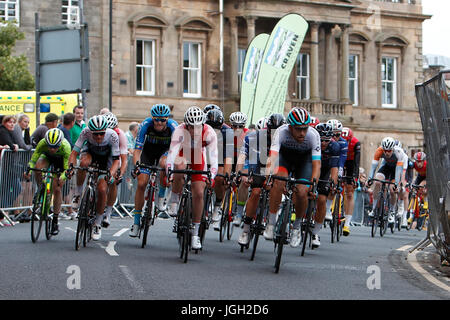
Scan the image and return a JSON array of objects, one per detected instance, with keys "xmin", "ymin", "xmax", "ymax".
[{"xmin": 422, "ymin": 0, "xmax": 450, "ymax": 57}]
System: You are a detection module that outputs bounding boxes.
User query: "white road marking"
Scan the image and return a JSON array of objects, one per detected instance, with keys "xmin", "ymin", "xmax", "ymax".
[
  {"xmin": 96, "ymin": 241, "xmax": 119, "ymax": 256},
  {"xmin": 119, "ymin": 265, "xmax": 145, "ymax": 294},
  {"xmin": 407, "ymin": 251, "xmax": 450, "ymax": 292},
  {"xmin": 113, "ymin": 228, "xmax": 129, "ymax": 237},
  {"xmin": 65, "ymin": 227, "xmax": 76, "ymax": 233},
  {"xmin": 396, "ymin": 245, "xmax": 413, "ymax": 251}
]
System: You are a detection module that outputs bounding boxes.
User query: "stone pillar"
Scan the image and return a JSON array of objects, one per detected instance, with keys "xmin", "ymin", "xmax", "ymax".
[
  {"xmin": 230, "ymin": 17, "xmax": 239, "ymax": 96},
  {"xmin": 310, "ymin": 22, "xmax": 320, "ymax": 100},
  {"xmin": 245, "ymin": 16, "xmax": 256, "ymax": 45},
  {"xmin": 340, "ymin": 24, "xmax": 350, "ymax": 102},
  {"xmin": 324, "ymin": 24, "xmax": 335, "ymax": 101}
]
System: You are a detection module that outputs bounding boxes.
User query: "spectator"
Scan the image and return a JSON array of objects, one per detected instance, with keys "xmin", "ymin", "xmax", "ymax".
[
  {"xmin": 12, "ymin": 114, "xmax": 32, "ymax": 150},
  {"xmin": 70, "ymin": 105, "xmax": 86, "ymax": 145},
  {"xmin": 57, "ymin": 113, "xmax": 75, "ymax": 148},
  {"xmin": 126, "ymin": 122, "xmax": 139, "ymax": 154},
  {"xmin": 99, "ymin": 107, "xmax": 110, "ymax": 115},
  {"xmin": 248, "ymin": 124, "xmax": 256, "ymax": 132},
  {"xmin": 0, "ymin": 115, "xmax": 19, "ymax": 153},
  {"xmin": 30, "ymin": 113, "xmax": 59, "ymax": 147}
]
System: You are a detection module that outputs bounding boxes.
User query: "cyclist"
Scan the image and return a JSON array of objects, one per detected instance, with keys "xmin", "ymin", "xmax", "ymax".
[
  {"xmin": 340, "ymin": 127, "xmax": 361, "ymax": 236},
  {"xmin": 204, "ymin": 108, "xmax": 233, "ymax": 231},
  {"xmin": 25, "ymin": 128, "xmax": 71, "ymax": 236},
  {"xmin": 309, "ymin": 116, "xmax": 320, "ymax": 128},
  {"xmin": 101, "ymin": 112, "xmax": 128, "ymax": 228},
  {"xmin": 408, "ymin": 151, "xmax": 427, "ymax": 229},
  {"xmin": 165, "ymin": 106, "xmax": 218, "ymax": 250},
  {"xmin": 68, "ymin": 115, "xmax": 120, "ymax": 241},
  {"xmin": 264, "ymin": 107, "xmax": 321, "ymax": 247},
  {"xmin": 290, "ymin": 122, "xmax": 339, "ymax": 248},
  {"xmin": 393, "ymin": 140, "xmax": 409, "ymax": 226},
  {"xmin": 367, "ymin": 137, "xmax": 408, "ymax": 224},
  {"xmin": 236, "ymin": 113, "xmax": 285, "ymax": 246},
  {"xmin": 129, "ymin": 104, "xmax": 178, "ymax": 236},
  {"xmin": 229, "ymin": 111, "xmax": 249, "ymax": 226},
  {"xmin": 203, "ymin": 103, "xmax": 221, "ymax": 114},
  {"xmin": 255, "ymin": 117, "xmax": 268, "ymax": 130}
]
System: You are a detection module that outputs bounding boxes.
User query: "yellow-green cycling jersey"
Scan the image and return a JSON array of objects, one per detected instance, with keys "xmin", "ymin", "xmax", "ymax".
[{"xmin": 28, "ymin": 138, "xmax": 72, "ymax": 180}]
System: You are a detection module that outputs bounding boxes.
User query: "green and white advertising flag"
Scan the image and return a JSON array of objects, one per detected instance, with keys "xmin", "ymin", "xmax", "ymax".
[
  {"xmin": 240, "ymin": 33, "xmax": 269, "ymax": 126},
  {"xmin": 250, "ymin": 14, "xmax": 308, "ymax": 124}
]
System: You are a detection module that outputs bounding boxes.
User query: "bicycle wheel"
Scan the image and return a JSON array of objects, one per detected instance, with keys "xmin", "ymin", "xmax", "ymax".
[
  {"xmin": 274, "ymin": 200, "xmax": 290, "ymax": 273},
  {"xmin": 330, "ymin": 198, "xmax": 337, "ymax": 243},
  {"xmin": 380, "ymin": 203, "xmax": 387, "ymax": 237},
  {"xmin": 227, "ymin": 192, "xmax": 236, "ymax": 240},
  {"xmin": 198, "ymin": 190, "xmax": 211, "ymax": 248},
  {"xmin": 177, "ymin": 193, "xmax": 188, "ymax": 258},
  {"xmin": 301, "ymin": 200, "xmax": 314, "ymax": 256},
  {"xmin": 371, "ymin": 206, "xmax": 379, "ymax": 238},
  {"xmin": 31, "ymin": 185, "xmax": 45, "ymax": 243},
  {"xmin": 75, "ymin": 189, "xmax": 91, "ymax": 250},
  {"xmin": 182, "ymin": 195, "xmax": 192, "ymax": 263},
  {"xmin": 250, "ymin": 193, "xmax": 268, "ymax": 261},
  {"xmin": 141, "ymin": 186, "xmax": 155, "ymax": 248},
  {"xmin": 44, "ymin": 193, "xmax": 53, "ymax": 241},
  {"xmin": 219, "ymin": 189, "xmax": 230, "ymax": 242}
]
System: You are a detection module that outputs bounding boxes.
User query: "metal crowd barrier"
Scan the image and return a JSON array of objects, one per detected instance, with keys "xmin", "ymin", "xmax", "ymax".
[{"xmin": 414, "ymin": 70, "xmax": 450, "ymax": 263}]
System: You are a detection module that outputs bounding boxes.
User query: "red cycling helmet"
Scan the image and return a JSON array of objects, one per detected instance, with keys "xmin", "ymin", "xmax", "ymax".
[
  {"xmin": 414, "ymin": 151, "xmax": 426, "ymax": 161},
  {"xmin": 341, "ymin": 127, "xmax": 353, "ymax": 141},
  {"xmin": 309, "ymin": 116, "xmax": 320, "ymax": 128}
]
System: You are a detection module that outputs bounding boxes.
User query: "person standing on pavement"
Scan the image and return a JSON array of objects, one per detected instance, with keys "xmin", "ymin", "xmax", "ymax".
[
  {"xmin": 12, "ymin": 114, "xmax": 32, "ymax": 150},
  {"xmin": 57, "ymin": 113, "xmax": 75, "ymax": 148},
  {"xmin": 126, "ymin": 122, "xmax": 139, "ymax": 154},
  {"xmin": 31, "ymin": 113, "xmax": 59, "ymax": 148},
  {"xmin": 70, "ymin": 105, "xmax": 86, "ymax": 146}
]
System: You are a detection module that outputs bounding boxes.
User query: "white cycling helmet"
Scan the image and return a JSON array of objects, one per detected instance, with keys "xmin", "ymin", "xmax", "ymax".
[
  {"xmin": 394, "ymin": 140, "xmax": 402, "ymax": 149},
  {"xmin": 326, "ymin": 119, "xmax": 343, "ymax": 132},
  {"xmin": 229, "ymin": 111, "xmax": 247, "ymax": 126},
  {"xmin": 103, "ymin": 112, "xmax": 118, "ymax": 129},
  {"xmin": 381, "ymin": 137, "xmax": 396, "ymax": 151},
  {"xmin": 184, "ymin": 106, "xmax": 205, "ymax": 126},
  {"xmin": 256, "ymin": 117, "xmax": 268, "ymax": 130}
]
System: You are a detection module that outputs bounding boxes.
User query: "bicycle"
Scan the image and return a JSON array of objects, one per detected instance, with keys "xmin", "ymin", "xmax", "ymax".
[
  {"xmin": 237, "ymin": 171, "xmax": 271, "ymax": 260},
  {"xmin": 131, "ymin": 161, "xmax": 164, "ymax": 248},
  {"xmin": 330, "ymin": 177, "xmax": 346, "ymax": 243},
  {"xmin": 217, "ymin": 172, "xmax": 238, "ymax": 242},
  {"xmin": 169, "ymin": 168, "xmax": 211, "ymax": 263},
  {"xmin": 271, "ymin": 174, "xmax": 316, "ymax": 273},
  {"xmin": 368, "ymin": 178, "xmax": 397, "ymax": 237},
  {"xmin": 27, "ymin": 166, "xmax": 62, "ymax": 243},
  {"xmin": 69, "ymin": 164, "xmax": 110, "ymax": 251},
  {"xmin": 198, "ymin": 180, "xmax": 215, "ymax": 249},
  {"xmin": 406, "ymin": 183, "xmax": 427, "ymax": 231}
]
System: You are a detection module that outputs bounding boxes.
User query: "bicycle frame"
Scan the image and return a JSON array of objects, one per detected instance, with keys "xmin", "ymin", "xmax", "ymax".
[{"xmin": 369, "ymin": 178, "xmax": 396, "ymax": 237}]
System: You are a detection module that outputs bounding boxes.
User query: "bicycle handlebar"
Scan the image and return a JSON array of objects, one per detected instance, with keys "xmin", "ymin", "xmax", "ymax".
[
  {"xmin": 27, "ymin": 166, "xmax": 62, "ymax": 175},
  {"xmin": 367, "ymin": 178, "xmax": 397, "ymax": 187}
]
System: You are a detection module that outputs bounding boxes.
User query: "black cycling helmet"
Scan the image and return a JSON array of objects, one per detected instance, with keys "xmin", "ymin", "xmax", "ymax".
[
  {"xmin": 203, "ymin": 104, "xmax": 221, "ymax": 114},
  {"xmin": 267, "ymin": 113, "xmax": 285, "ymax": 130},
  {"xmin": 205, "ymin": 109, "xmax": 224, "ymax": 129},
  {"xmin": 315, "ymin": 123, "xmax": 333, "ymax": 139}
]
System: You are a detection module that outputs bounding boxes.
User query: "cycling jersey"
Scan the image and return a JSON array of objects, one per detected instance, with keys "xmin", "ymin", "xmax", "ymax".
[
  {"xmin": 233, "ymin": 127, "xmax": 249, "ymax": 169},
  {"xmin": 135, "ymin": 117, "xmax": 178, "ymax": 152},
  {"xmin": 214, "ymin": 123, "xmax": 234, "ymax": 166},
  {"xmin": 369, "ymin": 146, "xmax": 407, "ymax": 183},
  {"xmin": 335, "ymin": 136, "xmax": 348, "ymax": 173},
  {"xmin": 113, "ymin": 127, "xmax": 129, "ymax": 155},
  {"xmin": 318, "ymin": 140, "xmax": 340, "ymax": 195},
  {"xmin": 344, "ymin": 136, "xmax": 361, "ymax": 182},
  {"xmin": 414, "ymin": 160, "xmax": 427, "ymax": 177},
  {"xmin": 29, "ymin": 138, "xmax": 72, "ymax": 172},
  {"xmin": 166, "ymin": 123, "xmax": 218, "ymax": 181},
  {"xmin": 240, "ymin": 129, "xmax": 272, "ymax": 172}
]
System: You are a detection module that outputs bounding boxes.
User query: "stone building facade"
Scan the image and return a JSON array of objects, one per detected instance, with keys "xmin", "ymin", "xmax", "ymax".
[{"xmin": 6, "ymin": 0, "xmax": 430, "ymax": 171}]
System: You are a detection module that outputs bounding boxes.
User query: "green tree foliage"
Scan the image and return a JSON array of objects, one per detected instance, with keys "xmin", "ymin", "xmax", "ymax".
[{"xmin": 0, "ymin": 20, "xmax": 35, "ymax": 90}]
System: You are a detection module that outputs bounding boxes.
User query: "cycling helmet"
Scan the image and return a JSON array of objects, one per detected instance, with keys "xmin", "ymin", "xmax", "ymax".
[
  {"xmin": 203, "ymin": 104, "xmax": 221, "ymax": 113},
  {"xmin": 45, "ymin": 128, "xmax": 64, "ymax": 148},
  {"xmin": 205, "ymin": 109, "xmax": 224, "ymax": 129},
  {"xmin": 150, "ymin": 104, "xmax": 171, "ymax": 118},
  {"xmin": 326, "ymin": 119, "xmax": 343, "ymax": 132},
  {"xmin": 184, "ymin": 106, "xmax": 205, "ymax": 126},
  {"xmin": 267, "ymin": 113, "xmax": 285, "ymax": 130},
  {"xmin": 414, "ymin": 151, "xmax": 426, "ymax": 161},
  {"xmin": 229, "ymin": 112, "xmax": 247, "ymax": 126},
  {"xmin": 381, "ymin": 137, "xmax": 396, "ymax": 151},
  {"xmin": 287, "ymin": 107, "xmax": 310, "ymax": 126},
  {"xmin": 309, "ymin": 116, "xmax": 320, "ymax": 128},
  {"xmin": 103, "ymin": 112, "xmax": 118, "ymax": 129},
  {"xmin": 315, "ymin": 123, "xmax": 333, "ymax": 139},
  {"xmin": 395, "ymin": 140, "xmax": 402, "ymax": 149},
  {"xmin": 256, "ymin": 117, "xmax": 268, "ymax": 130},
  {"xmin": 88, "ymin": 115, "xmax": 108, "ymax": 132},
  {"xmin": 341, "ymin": 127, "xmax": 353, "ymax": 141}
]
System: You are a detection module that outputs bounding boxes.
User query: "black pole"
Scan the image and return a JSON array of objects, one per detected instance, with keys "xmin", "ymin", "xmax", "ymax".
[{"xmin": 109, "ymin": 0, "xmax": 112, "ymax": 111}]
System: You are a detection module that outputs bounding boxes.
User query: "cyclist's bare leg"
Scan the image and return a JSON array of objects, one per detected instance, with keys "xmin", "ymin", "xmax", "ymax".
[
  {"xmin": 34, "ymin": 158, "xmax": 49, "ymax": 185},
  {"xmin": 214, "ymin": 167, "xmax": 225, "ymax": 203},
  {"xmin": 316, "ymin": 194, "xmax": 327, "ymax": 224},
  {"xmin": 52, "ymin": 178, "xmax": 63, "ymax": 215},
  {"xmin": 191, "ymin": 181, "xmax": 206, "ymax": 224},
  {"xmin": 344, "ymin": 183, "xmax": 355, "ymax": 225},
  {"xmin": 77, "ymin": 153, "xmax": 92, "ymax": 190},
  {"xmin": 371, "ymin": 173, "xmax": 385, "ymax": 211},
  {"xmin": 134, "ymin": 173, "xmax": 150, "ymax": 212},
  {"xmin": 96, "ymin": 178, "xmax": 108, "ymax": 224}
]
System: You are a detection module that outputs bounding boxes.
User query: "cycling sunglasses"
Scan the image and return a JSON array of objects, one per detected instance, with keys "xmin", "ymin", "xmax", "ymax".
[
  {"xmin": 232, "ymin": 125, "xmax": 244, "ymax": 129},
  {"xmin": 153, "ymin": 118, "xmax": 168, "ymax": 123},
  {"xmin": 93, "ymin": 132, "xmax": 106, "ymax": 136}
]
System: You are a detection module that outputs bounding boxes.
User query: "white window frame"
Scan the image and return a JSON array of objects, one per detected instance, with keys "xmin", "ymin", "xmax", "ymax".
[
  {"xmin": 238, "ymin": 48, "xmax": 246, "ymax": 93},
  {"xmin": 349, "ymin": 54, "xmax": 359, "ymax": 106},
  {"xmin": 62, "ymin": 0, "xmax": 80, "ymax": 25},
  {"xmin": 0, "ymin": 0, "xmax": 19, "ymax": 25},
  {"xmin": 136, "ymin": 39, "xmax": 156, "ymax": 96},
  {"xmin": 381, "ymin": 56, "xmax": 397, "ymax": 108},
  {"xmin": 183, "ymin": 42, "xmax": 202, "ymax": 98},
  {"xmin": 296, "ymin": 53, "xmax": 310, "ymax": 100}
]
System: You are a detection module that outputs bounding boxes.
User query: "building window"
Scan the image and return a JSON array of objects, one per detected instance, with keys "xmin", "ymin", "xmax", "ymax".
[
  {"xmin": 381, "ymin": 57, "xmax": 397, "ymax": 108},
  {"xmin": 136, "ymin": 39, "xmax": 155, "ymax": 95},
  {"xmin": 0, "ymin": 0, "xmax": 19, "ymax": 24},
  {"xmin": 183, "ymin": 42, "xmax": 201, "ymax": 97},
  {"xmin": 349, "ymin": 54, "xmax": 359, "ymax": 106},
  {"xmin": 62, "ymin": 0, "xmax": 80, "ymax": 25},
  {"xmin": 296, "ymin": 53, "xmax": 310, "ymax": 100},
  {"xmin": 238, "ymin": 48, "xmax": 246, "ymax": 93}
]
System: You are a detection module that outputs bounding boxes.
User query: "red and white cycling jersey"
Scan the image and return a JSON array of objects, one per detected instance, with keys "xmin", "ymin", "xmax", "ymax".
[{"xmin": 166, "ymin": 123, "xmax": 218, "ymax": 181}]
